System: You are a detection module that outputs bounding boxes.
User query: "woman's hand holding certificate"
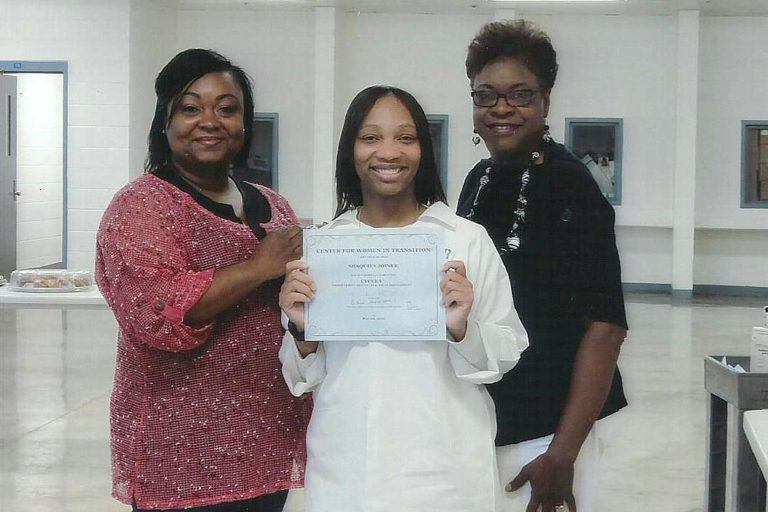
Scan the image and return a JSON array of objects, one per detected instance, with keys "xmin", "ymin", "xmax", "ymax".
[
  {"xmin": 301, "ymin": 227, "xmax": 447, "ymax": 341},
  {"xmin": 441, "ymin": 260, "xmax": 474, "ymax": 342},
  {"xmin": 279, "ymin": 260, "xmax": 319, "ymax": 356},
  {"xmin": 280, "ymin": 251, "xmax": 476, "ymax": 346}
]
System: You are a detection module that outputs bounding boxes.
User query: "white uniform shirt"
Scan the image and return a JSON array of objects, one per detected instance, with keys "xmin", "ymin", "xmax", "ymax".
[{"xmin": 280, "ymin": 202, "xmax": 529, "ymax": 512}]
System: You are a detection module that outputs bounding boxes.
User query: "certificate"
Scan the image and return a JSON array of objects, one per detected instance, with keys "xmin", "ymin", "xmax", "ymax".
[{"xmin": 304, "ymin": 227, "xmax": 446, "ymax": 341}]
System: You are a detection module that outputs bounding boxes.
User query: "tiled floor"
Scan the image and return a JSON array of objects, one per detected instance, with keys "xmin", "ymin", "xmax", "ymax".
[{"xmin": 1, "ymin": 294, "xmax": 765, "ymax": 511}]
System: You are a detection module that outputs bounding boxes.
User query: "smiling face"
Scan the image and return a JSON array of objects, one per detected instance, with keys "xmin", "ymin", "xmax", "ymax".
[
  {"xmin": 472, "ymin": 56, "xmax": 550, "ymax": 160},
  {"xmin": 354, "ymin": 94, "xmax": 421, "ymax": 204},
  {"xmin": 166, "ymin": 71, "xmax": 245, "ymax": 174}
]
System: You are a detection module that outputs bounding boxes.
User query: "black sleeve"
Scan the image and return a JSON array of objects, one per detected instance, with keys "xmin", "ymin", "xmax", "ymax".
[{"xmin": 576, "ymin": 174, "xmax": 628, "ymax": 330}]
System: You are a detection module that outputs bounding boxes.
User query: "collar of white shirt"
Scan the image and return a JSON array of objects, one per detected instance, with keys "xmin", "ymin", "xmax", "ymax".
[{"xmin": 326, "ymin": 201, "xmax": 457, "ymax": 230}]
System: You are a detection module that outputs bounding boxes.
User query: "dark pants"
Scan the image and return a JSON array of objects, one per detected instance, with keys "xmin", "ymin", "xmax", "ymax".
[{"xmin": 132, "ymin": 490, "xmax": 289, "ymax": 512}]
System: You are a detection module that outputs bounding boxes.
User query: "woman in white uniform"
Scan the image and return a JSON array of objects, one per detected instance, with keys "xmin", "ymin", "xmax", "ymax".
[{"xmin": 278, "ymin": 86, "xmax": 529, "ymax": 512}]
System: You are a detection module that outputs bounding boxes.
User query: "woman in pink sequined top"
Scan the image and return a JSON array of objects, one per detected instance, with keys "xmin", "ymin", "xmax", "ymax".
[{"xmin": 95, "ymin": 49, "xmax": 310, "ymax": 512}]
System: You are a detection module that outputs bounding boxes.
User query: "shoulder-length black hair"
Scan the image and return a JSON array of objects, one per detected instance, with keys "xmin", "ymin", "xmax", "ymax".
[
  {"xmin": 144, "ymin": 48, "xmax": 254, "ymax": 173},
  {"xmin": 334, "ymin": 86, "xmax": 446, "ymax": 218}
]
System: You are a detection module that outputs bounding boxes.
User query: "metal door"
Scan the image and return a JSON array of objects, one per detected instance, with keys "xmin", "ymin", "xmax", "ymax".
[{"xmin": 0, "ymin": 75, "xmax": 18, "ymax": 277}]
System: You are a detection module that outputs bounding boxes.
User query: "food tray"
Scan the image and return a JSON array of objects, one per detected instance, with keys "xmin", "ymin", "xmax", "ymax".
[{"xmin": 9, "ymin": 269, "xmax": 94, "ymax": 293}]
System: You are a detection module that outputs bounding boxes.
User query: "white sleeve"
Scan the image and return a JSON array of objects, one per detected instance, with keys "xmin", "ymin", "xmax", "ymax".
[
  {"xmin": 278, "ymin": 312, "xmax": 327, "ymax": 396},
  {"xmin": 448, "ymin": 227, "xmax": 529, "ymax": 384}
]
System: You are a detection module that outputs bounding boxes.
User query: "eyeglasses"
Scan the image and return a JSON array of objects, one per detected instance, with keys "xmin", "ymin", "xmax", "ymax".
[{"xmin": 471, "ymin": 89, "xmax": 540, "ymax": 108}]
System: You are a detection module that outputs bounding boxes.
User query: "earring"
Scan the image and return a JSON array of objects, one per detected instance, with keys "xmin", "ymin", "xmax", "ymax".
[
  {"xmin": 542, "ymin": 124, "xmax": 552, "ymax": 143},
  {"xmin": 472, "ymin": 130, "xmax": 481, "ymax": 146}
]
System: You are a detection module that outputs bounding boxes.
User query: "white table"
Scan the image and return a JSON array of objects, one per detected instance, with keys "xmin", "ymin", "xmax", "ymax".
[
  {"xmin": 0, "ymin": 285, "xmax": 107, "ymax": 308},
  {"xmin": 744, "ymin": 410, "xmax": 768, "ymax": 510}
]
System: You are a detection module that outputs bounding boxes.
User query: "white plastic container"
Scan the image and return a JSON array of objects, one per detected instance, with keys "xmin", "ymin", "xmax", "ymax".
[
  {"xmin": 9, "ymin": 269, "xmax": 94, "ymax": 292},
  {"xmin": 750, "ymin": 327, "xmax": 768, "ymax": 374}
]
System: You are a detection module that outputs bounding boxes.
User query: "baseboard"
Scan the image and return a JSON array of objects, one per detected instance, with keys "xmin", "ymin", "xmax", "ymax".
[
  {"xmin": 622, "ymin": 283, "xmax": 672, "ymax": 294},
  {"xmin": 623, "ymin": 282, "xmax": 768, "ymax": 298},
  {"xmin": 672, "ymin": 289, "xmax": 693, "ymax": 299},
  {"xmin": 692, "ymin": 285, "xmax": 768, "ymax": 298}
]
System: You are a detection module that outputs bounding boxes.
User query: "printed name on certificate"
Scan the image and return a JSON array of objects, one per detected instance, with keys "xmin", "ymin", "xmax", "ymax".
[{"xmin": 304, "ymin": 227, "xmax": 446, "ymax": 341}]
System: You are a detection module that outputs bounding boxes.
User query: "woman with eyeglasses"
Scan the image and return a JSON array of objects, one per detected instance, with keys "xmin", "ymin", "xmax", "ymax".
[
  {"xmin": 278, "ymin": 85, "xmax": 529, "ymax": 512},
  {"xmin": 457, "ymin": 20, "xmax": 629, "ymax": 512}
]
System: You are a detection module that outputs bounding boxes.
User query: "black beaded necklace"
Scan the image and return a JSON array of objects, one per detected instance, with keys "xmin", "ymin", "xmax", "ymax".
[{"xmin": 467, "ymin": 149, "xmax": 541, "ymax": 253}]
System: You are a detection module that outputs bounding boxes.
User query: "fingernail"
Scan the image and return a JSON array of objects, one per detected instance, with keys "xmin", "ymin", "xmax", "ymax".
[{"xmin": 504, "ymin": 484, "xmax": 512, "ymax": 492}]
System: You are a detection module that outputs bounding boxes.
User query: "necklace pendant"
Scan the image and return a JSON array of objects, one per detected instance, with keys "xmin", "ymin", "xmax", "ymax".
[{"xmin": 506, "ymin": 236, "xmax": 521, "ymax": 251}]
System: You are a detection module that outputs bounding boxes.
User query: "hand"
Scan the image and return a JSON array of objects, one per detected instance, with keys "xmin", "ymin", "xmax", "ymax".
[
  {"xmin": 506, "ymin": 450, "xmax": 577, "ymax": 512},
  {"xmin": 253, "ymin": 226, "xmax": 303, "ymax": 282},
  {"xmin": 441, "ymin": 260, "xmax": 473, "ymax": 341},
  {"xmin": 278, "ymin": 259, "xmax": 316, "ymax": 331}
]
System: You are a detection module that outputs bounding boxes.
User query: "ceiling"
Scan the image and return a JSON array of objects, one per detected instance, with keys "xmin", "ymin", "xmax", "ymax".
[{"xmin": 155, "ymin": 0, "xmax": 768, "ymax": 16}]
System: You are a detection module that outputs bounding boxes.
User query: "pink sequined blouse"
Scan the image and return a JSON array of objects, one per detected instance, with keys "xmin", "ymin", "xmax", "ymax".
[{"xmin": 95, "ymin": 174, "xmax": 310, "ymax": 510}]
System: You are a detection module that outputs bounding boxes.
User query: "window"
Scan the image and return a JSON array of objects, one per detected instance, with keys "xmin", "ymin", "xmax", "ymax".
[
  {"xmin": 565, "ymin": 118, "xmax": 623, "ymax": 205},
  {"xmin": 742, "ymin": 121, "xmax": 768, "ymax": 208},
  {"xmin": 233, "ymin": 113, "xmax": 279, "ymax": 190},
  {"xmin": 426, "ymin": 114, "xmax": 449, "ymax": 188}
]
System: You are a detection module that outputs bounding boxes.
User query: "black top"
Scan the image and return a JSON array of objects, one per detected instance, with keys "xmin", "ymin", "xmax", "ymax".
[
  {"xmin": 457, "ymin": 141, "xmax": 628, "ymax": 445},
  {"xmin": 152, "ymin": 165, "xmax": 272, "ymax": 239}
]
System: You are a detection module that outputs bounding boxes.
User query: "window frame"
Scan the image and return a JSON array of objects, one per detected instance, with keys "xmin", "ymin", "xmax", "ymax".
[
  {"xmin": 250, "ymin": 112, "xmax": 279, "ymax": 191},
  {"xmin": 564, "ymin": 117, "xmax": 623, "ymax": 206},
  {"xmin": 426, "ymin": 114, "xmax": 449, "ymax": 188},
  {"xmin": 741, "ymin": 120, "xmax": 768, "ymax": 208}
]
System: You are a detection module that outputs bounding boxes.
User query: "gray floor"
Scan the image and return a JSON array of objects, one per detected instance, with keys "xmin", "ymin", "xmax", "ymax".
[{"xmin": 1, "ymin": 294, "xmax": 765, "ymax": 511}]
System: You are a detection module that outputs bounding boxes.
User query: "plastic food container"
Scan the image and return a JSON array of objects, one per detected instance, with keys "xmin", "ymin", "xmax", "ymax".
[{"xmin": 9, "ymin": 269, "xmax": 94, "ymax": 292}]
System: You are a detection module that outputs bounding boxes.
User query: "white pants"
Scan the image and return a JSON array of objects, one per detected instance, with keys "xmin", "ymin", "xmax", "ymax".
[{"xmin": 495, "ymin": 418, "xmax": 613, "ymax": 512}]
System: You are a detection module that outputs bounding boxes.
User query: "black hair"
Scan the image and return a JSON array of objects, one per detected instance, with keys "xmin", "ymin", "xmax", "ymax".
[
  {"xmin": 465, "ymin": 20, "xmax": 558, "ymax": 90},
  {"xmin": 144, "ymin": 48, "xmax": 254, "ymax": 173},
  {"xmin": 334, "ymin": 86, "xmax": 446, "ymax": 218}
]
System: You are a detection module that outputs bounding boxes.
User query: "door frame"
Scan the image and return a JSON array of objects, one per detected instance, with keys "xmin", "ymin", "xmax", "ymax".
[
  {"xmin": 0, "ymin": 75, "xmax": 18, "ymax": 276},
  {"xmin": 0, "ymin": 61, "xmax": 69, "ymax": 266}
]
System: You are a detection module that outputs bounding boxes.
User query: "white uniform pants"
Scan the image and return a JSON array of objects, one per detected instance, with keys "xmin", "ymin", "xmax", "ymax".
[{"xmin": 495, "ymin": 418, "xmax": 614, "ymax": 512}]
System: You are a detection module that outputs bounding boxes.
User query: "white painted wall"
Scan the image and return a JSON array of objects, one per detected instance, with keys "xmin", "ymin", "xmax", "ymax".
[
  {"xmin": 695, "ymin": 229, "xmax": 768, "ymax": 288},
  {"xmin": 11, "ymin": 73, "xmax": 64, "ymax": 269},
  {"xmin": 670, "ymin": 10, "xmax": 700, "ymax": 293},
  {"xmin": 697, "ymin": 16, "xmax": 768, "ymax": 229},
  {"xmin": 312, "ymin": 7, "xmax": 338, "ymax": 223},
  {"xmin": 0, "ymin": 0, "xmax": 131, "ymax": 272},
  {"xmin": 530, "ymin": 14, "xmax": 678, "ymax": 229},
  {"xmin": 502, "ymin": 14, "xmax": 683, "ymax": 285},
  {"xmin": 692, "ymin": 16, "xmax": 768, "ymax": 288},
  {"xmin": 336, "ymin": 12, "xmax": 683, "ymax": 285},
  {"xmin": 2, "ymin": 3, "xmax": 764, "ymax": 289},
  {"xmin": 175, "ymin": 8, "xmax": 316, "ymax": 220},
  {"xmin": 129, "ymin": 0, "xmax": 177, "ymax": 180},
  {"xmin": 616, "ymin": 227, "xmax": 673, "ymax": 285}
]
